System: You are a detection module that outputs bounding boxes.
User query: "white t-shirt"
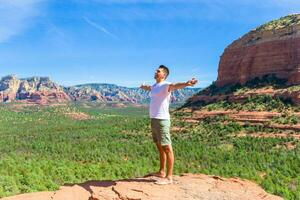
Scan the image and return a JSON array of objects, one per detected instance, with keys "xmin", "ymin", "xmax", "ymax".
[{"xmin": 150, "ymin": 81, "xmax": 171, "ymax": 119}]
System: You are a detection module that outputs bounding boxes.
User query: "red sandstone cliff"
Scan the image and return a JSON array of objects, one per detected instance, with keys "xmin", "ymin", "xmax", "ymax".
[{"xmin": 216, "ymin": 14, "xmax": 300, "ymax": 87}]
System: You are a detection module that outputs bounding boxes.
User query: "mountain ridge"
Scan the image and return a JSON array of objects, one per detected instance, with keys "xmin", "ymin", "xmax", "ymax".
[{"xmin": 0, "ymin": 75, "xmax": 201, "ymax": 105}]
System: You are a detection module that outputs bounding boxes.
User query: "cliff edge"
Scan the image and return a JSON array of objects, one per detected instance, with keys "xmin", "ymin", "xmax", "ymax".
[{"xmin": 1, "ymin": 174, "xmax": 282, "ymax": 200}]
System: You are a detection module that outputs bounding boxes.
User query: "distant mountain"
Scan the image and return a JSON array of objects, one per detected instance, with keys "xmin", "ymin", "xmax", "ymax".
[
  {"xmin": 0, "ymin": 75, "xmax": 70, "ymax": 104},
  {"xmin": 70, "ymin": 83, "xmax": 200, "ymax": 104},
  {"xmin": 0, "ymin": 75, "xmax": 201, "ymax": 105}
]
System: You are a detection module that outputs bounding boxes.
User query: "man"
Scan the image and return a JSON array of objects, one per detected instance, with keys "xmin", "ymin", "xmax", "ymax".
[{"xmin": 140, "ymin": 65, "xmax": 198, "ymax": 185}]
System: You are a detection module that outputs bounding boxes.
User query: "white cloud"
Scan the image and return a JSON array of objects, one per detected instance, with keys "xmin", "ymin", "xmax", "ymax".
[
  {"xmin": 0, "ymin": 0, "xmax": 44, "ymax": 43},
  {"xmin": 83, "ymin": 17, "xmax": 118, "ymax": 39}
]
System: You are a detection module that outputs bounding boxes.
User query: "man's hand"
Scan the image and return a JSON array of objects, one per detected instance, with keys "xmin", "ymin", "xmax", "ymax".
[
  {"xmin": 186, "ymin": 78, "xmax": 198, "ymax": 86},
  {"xmin": 168, "ymin": 78, "xmax": 198, "ymax": 92},
  {"xmin": 140, "ymin": 83, "xmax": 151, "ymax": 91}
]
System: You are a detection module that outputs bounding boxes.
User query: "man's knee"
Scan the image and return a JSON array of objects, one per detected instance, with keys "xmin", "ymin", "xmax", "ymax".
[{"xmin": 162, "ymin": 145, "xmax": 172, "ymax": 153}]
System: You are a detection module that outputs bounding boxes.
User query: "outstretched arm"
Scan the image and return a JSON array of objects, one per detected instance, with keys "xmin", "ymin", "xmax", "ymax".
[
  {"xmin": 168, "ymin": 78, "xmax": 198, "ymax": 92},
  {"xmin": 140, "ymin": 84, "xmax": 151, "ymax": 91}
]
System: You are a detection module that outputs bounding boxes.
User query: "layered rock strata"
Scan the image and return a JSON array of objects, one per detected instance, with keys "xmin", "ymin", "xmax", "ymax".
[{"xmin": 216, "ymin": 14, "xmax": 300, "ymax": 87}]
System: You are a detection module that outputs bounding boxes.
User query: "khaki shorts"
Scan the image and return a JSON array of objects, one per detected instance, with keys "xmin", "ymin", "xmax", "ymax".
[{"xmin": 151, "ymin": 118, "xmax": 171, "ymax": 146}]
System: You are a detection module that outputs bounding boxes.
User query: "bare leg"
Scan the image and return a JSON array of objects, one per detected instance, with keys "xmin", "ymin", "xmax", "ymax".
[
  {"xmin": 156, "ymin": 143, "xmax": 166, "ymax": 177},
  {"xmin": 162, "ymin": 144, "xmax": 174, "ymax": 180}
]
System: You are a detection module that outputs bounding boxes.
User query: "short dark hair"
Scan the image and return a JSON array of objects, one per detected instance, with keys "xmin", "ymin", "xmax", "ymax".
[{"xmin": 159, "ymin": 65, "xmax": 169, "ymax": 78}]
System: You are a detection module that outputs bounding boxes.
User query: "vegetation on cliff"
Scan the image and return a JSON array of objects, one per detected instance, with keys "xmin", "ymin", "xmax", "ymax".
[
  {"xmin": 183, "ymin": 74, "xmax": 298, "ymax": 110},
  {"xmin": 256, "ymin": 14, "xmax": 300, "ymax": 31}
]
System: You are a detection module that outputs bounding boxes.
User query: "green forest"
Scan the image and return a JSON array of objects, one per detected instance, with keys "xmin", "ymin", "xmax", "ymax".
[{"xmin": 0, "ymin": 104, "xmax": 299, "ymax": 199}]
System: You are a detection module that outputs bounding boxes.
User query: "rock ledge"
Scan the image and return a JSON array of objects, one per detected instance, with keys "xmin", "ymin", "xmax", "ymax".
[{"xmin": 1, "ymin": 173, "xmax": 283, "ymax": 200}]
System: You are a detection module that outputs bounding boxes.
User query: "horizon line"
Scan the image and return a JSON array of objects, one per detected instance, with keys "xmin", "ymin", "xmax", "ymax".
[{"xmin": 0, "ymin": 74, "xmax": 204, "ymax": 89}]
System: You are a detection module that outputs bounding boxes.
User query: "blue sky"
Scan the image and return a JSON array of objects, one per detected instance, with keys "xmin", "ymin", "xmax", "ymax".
[{"xmin": 0, "ymin": 0, "xmax": 299, "ymax": 87}]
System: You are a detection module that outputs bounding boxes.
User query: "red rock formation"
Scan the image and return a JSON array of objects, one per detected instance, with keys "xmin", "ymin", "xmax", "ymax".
[
  {"xmin": 47, "ymin": 91, "xmax": 71, "ymax": 103},
  {"xmin": 187, "ymin": 86, "xmax": 300, "ymax": 105},
  {"xmin": 0, "ymin": 75, "xmax": 72, "ymax": 105},
  {"xmin": 1, "ymin": 92, "xmax": 17, "ymax": 102},
  {"xmin": 1, "ymin": 174, "xmax": 283, "ymax": 200},
  {"xmin": 216, "ymin": 18, "xmax": 300, "ymax": 87},
  {"xmin": 27, "ymin": 91, "xmax": 70, "ymax": 105}
]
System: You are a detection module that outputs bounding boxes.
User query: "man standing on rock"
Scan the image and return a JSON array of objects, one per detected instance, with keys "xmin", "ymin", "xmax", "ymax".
[{"xmin": 140, "ymin": 65, "xmax": 198, "ymax": 185}]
